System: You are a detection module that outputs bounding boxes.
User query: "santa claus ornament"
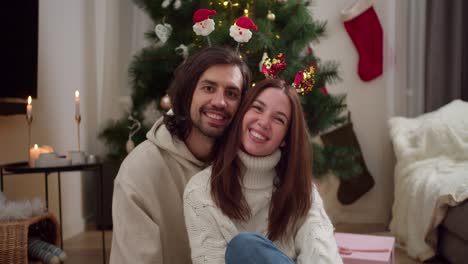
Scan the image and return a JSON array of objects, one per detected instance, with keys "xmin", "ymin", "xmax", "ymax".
[
  {"xmin": 229, "ymin": 16, "xmax": 258, "ymax": 50},
  {"xmin": 193, "ymin": 9, "xmax": 217, "ymax": 46}
]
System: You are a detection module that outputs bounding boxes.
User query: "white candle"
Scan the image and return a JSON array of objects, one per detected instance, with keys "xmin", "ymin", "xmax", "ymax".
[
  {"xmin": 75, "ymin": 90, "xmax": 80, "ymax": 117},
  {"xmin": 29, "ymin": 144, "xmax": 40, "ymax": 167},
  {"xmin": 26, "ymin": 96, "xmax": 32, "ymax": 118},
  {"xmin": 29, "ymin": 144, "xmax": 55, "ymax": 167}
]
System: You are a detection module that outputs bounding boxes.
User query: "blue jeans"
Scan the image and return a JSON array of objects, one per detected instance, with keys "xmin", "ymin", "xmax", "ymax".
[{"xmin": 225, "ymin": 232, "xmax": 294, "ymax": 264}]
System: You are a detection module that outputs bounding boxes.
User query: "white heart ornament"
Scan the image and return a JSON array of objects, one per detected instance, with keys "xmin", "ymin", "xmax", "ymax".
[{"xmin": 154, "ymin": 23, "xmax": 172, "ymax": 43}]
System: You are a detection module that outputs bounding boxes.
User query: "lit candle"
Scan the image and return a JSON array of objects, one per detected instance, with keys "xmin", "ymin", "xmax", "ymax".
[
  {"xmin": 26, "ymin": 96, "xmax": 32, "ymax": 118},
  {"xmin": 75, "ymin": 90, "xmax": 80, "ymax": 117},
  {"xmin": 29, "ymin": 144, "xmax": 40, "ymax": 167},
  {"xmin": 29, "ymin": 144, "xmax": 55, "ymax": 167}
]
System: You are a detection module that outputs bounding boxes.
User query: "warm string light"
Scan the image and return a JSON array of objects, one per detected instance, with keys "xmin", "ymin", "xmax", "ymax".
[
  {"xmin": 219, "ymin": 0, "xmax": 239, "ymax": 22},
  {"xmin": 220, "ymin": 0, "xmax": 239, "ymax": 8},
  {"xmin": 243, "ymin": 2, "xmax": 250, "ymax": 17}
]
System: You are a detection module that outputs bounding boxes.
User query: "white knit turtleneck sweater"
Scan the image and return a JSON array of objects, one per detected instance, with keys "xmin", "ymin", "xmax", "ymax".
[{"xmin": 183, "ymin": 150, "xmax": 342, "ymax": 264}]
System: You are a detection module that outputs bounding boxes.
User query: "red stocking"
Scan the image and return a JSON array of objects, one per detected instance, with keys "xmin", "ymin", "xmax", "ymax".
[{"xmin": 341, "ymin": 1, "xmax": 383, "ymax": 82}]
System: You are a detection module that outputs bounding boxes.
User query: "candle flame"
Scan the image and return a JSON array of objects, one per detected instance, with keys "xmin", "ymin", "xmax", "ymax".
[
  {"xmin": 27, "ymin": 96, "xmax": 32, "ymax": 105},
  {"xmin": 34, "ymin": 144, "xmax": 38, "ymax": 149},
  {"xmin": 75, "ymin": 90, "xmax": 80, "ymax": 98}
]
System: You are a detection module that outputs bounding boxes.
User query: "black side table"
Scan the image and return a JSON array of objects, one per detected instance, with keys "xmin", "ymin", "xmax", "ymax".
[{"xmin": 0, "ymin": 162, "xmax": 107, "ymax": 264}]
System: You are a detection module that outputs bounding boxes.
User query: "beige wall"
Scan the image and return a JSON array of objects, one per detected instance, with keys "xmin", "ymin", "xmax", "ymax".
[
  {"xmin": 312, "ymin": 0, "xmax": 406, "ymax": 225},
  {"xmin": 0, "ymin": 116, "xmax": 44, "ymax": 204}
]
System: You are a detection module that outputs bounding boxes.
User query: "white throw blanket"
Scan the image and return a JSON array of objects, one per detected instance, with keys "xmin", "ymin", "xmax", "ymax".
[
  {"xmin": 0, "ymin": 191, "xmax": 45, "ymax": 221},
  {"xmin": 388, "ymin": 100, "xmax": 468, "ymax": 261}
]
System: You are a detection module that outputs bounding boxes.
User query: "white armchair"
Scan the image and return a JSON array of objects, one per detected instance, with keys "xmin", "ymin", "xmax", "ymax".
[{"xmin": 388, "ymin": 99, "xmax": 468, "ymax": 262}]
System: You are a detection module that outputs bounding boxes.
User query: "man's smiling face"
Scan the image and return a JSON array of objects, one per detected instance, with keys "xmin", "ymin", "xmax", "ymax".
[{"xmin": 189, "ymin": 64, "xmax": 243, "ymax": 139}]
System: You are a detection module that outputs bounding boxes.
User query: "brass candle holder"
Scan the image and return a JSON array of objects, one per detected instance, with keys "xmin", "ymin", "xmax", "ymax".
[
  {"xmin": 75, "ymin": 115, "xmax": 81, "ymax": 151},
  {"xmin": 26, "ymin": 115, "xmax": 33, "ymax": 164}
]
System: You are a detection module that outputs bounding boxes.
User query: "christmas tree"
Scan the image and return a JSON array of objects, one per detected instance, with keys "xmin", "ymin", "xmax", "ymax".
[{"xmin": 99, "ymin": 0, "xmax": 361, "ymax": 179}]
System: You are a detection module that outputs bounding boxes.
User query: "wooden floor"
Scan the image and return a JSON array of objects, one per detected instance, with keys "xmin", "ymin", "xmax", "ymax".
[
  {"xmin": 47, "ymin": 231, "xmax": 112, "ymax": 264},
  {"xmin": 40, "ymin": 224, "xmax": 447, "ymax": 264}
]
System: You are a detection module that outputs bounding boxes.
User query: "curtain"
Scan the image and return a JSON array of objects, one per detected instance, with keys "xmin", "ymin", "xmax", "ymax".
[
  {"xmin": 404, "ymin": 0, "xmax": 427, "ymax": 117},
  {"xmin": 425, "ymin": 0, "xmax": 468, "ymax": 111},
  {"xmin": 84, "ymin": 0, "xmax": 151, "ymax": 155},
  {"xmin": 82, "ymin": 0, "xmax": 151, "ymax": 225}
]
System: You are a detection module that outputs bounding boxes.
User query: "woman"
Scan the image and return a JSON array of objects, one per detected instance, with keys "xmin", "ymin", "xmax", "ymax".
[{"xmin": 184, "ymin": 78, "xmax": 342, "ymax": 264}]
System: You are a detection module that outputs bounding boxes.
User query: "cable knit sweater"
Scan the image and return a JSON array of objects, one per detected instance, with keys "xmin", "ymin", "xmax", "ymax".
[{"xmin": 184, "ymin": 150, "xmax": 342, "ymax": 264}]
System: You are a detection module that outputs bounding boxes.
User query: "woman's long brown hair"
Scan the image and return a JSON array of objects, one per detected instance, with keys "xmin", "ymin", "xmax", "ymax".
[{"xmin": 210, "ymin": 78, "xmax": 313, "ymax": 241}]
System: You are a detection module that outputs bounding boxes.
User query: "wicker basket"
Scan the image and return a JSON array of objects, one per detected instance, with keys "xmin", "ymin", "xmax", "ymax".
[{"xmin": 0, "ymin": 212, "xmax": 59, "ymax": 264}]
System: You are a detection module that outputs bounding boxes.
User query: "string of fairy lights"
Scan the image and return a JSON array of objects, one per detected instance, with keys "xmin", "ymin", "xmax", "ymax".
[{"xmin": 210, "ymin": 0, "xmax": 274, "ymax": 22}]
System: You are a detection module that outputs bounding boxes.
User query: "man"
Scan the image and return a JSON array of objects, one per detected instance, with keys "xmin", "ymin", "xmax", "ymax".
[{"xmin": 110, "ymin": 46, "xmax": 251, "ymax": 264}]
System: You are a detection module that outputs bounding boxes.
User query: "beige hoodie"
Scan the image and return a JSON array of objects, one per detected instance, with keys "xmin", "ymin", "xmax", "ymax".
[{"xmin": 110, "ymin": 118, "xmax": 206, "ymax": 264}]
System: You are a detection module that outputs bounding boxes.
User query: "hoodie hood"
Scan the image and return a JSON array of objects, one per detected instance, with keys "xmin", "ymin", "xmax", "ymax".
[{"xmin": 146, "ymin": 117, "xmax": 206, "ymax": 168}]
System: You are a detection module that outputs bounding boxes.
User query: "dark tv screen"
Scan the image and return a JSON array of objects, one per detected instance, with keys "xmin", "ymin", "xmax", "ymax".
[{"xmin": 0, "ymin": 2, "xmax": 38, "ymax": 99}]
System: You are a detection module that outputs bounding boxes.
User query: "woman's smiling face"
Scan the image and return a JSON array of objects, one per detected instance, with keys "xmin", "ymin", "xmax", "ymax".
[{"xmin": 241, "ymin": 87, "xmax": 291, "ymax": 157}]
